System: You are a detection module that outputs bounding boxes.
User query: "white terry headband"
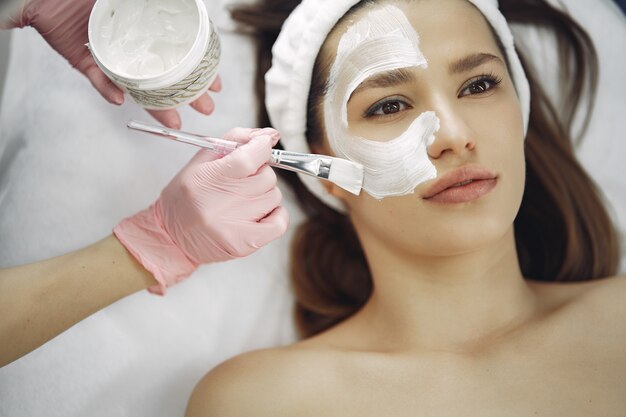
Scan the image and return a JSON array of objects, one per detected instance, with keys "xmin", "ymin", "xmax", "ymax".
[{"xmin": 265, "ymin": 0, "xmax": 531, "ymax": 212}]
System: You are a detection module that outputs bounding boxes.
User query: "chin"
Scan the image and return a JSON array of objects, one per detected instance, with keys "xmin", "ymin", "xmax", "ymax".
[
  {"xmin": 352, "ymin": 191, "xmax": 520, "ymax": 256},
  {"xmin": 411, "ymin": 215, "xmax": 516, "ymax": 257}
]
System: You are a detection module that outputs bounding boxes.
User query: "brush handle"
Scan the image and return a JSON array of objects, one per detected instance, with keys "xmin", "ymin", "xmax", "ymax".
[
  {"xmin": 127, "ymin": 120, "xmax": 332, "ymax": 179},
  {"xmin": 127, "ymin": 120, "xmax": 238, "ymax": 156}
]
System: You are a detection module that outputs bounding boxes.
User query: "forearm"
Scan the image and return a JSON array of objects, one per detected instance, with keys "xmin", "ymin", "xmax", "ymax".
[{"xmin": 0, "ymin": 234, "xmax": 156, "ymax": 367}]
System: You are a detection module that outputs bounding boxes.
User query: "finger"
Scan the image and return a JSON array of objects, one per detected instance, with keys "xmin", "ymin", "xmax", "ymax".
[
  {"xmin": 189, "ymin": 93, "xmax": 215, "ymax": 115},
  {"xmin": 213, "ymin": 135, "xmax": 273, "ymax": 179},
  {"xmin": 250, "ymin": 127, "xmax": 281, "ymax": 146},
  {"xmin": 259, "ymin": 205, "xmax": 290, "ymax": 228},
  {"xmin": 81, "ymin": 59, "xmax": 124, "ymax": 105},
  {"xmin": 222, "ymin": 127, "xmax": 280, "ymax": 146},
  {"xmin": 222, "ymin": 127, "xmax": 262, "ymax": 144},
  {"xmin": 237, "ymin": 186, "xmax": 283, "ymax": 221},
  {"xmin": 249, "ymin": 164, "xmax": 278, "ymax": 194},
  {"xmin": 221, "ymin": 164, "xmax": 277, "ymax": 197},
  {"xmin": 209, "ymin": 75, "xmax": 222, "ymax": 92},
  {"xmin": 146, "ymin": 109, "xmax": 182, "ymax": 130},
  {"xmin": 243, "ymin": 206, "xmax": 291, "ymax": 249}
]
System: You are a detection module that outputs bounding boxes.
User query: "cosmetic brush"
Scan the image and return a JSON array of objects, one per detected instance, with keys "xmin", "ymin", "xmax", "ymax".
[{"xmin": 127, "ymin": 120, "xmax": 364, "ymax": 195}]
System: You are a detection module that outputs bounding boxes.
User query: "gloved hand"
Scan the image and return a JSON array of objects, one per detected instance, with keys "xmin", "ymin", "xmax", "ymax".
[
  {"xmin": 113, "ymin": 127, "xmax": 290, "ymax": 295},
  {"xmin": 3, "ymin": 0, "xmax": 220, "ymax": 129}
]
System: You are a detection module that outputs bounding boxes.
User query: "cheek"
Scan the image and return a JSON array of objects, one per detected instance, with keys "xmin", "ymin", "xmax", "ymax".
[
  {"xmin": 348, "ymin": 193, "xmax": 425, "ymax": 250},
  {"xmin": 510, "ymin": 139, "xmax": 527, "ymax": 213},
  {"xmin": 348, "ymin": 116, "xmax": 415, "ymax": 142},
  {"xmin": 330, "ymin": 112, "xmax": 440, "ymax": 200},
  {"xmin": 470, "ymin": 87, "xmax": 526, "ymax": 179},
  {"xmin": 493, "ymin": 92, "xmax": 526, "ymax": 171},
  {"xmin": 486, "ymin": 104, "xmax": 527, "ymax": 221}
]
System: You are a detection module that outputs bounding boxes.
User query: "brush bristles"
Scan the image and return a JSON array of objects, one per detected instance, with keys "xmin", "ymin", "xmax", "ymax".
[{"xmin": 327, "ymin": 157, "xmax": 364, "ymax": 195}]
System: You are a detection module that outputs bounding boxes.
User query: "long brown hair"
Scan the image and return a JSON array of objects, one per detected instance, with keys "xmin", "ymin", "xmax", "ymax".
[{"xmin": 231, "ymin": 0, "xmax": 620, "ymax": 338}]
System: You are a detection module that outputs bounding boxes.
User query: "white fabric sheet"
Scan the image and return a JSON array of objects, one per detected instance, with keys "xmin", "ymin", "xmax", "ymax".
[{"xmin": 0, "ymin": 1, "xmax": 624, "ymax": 416}]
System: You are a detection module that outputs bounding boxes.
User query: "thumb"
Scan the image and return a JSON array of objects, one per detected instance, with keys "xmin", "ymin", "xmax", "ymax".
[{"xmin": 212, "ymin": 135, "xmax": 273, "ymax": 179}]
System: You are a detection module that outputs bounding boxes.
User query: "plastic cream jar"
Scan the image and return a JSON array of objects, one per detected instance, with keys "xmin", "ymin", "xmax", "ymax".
[{"xmin": 87, "ymin": 0, "xmax": 220, "ymax": 109}]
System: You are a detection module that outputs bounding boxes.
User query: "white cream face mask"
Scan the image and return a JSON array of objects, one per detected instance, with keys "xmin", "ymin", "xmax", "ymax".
[
  {"xmin": 324, "ymin": 4, "xmax": 440, "ymax": 199},
  {"xmin": 94, "ymin": 0, "xmax": 199, "ymax": 78}
]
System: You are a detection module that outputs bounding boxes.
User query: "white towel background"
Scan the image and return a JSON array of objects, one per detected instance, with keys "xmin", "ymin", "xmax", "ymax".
[{"xmin": 0, "ymin": 1, "xmax": 624, "ymax": 416}]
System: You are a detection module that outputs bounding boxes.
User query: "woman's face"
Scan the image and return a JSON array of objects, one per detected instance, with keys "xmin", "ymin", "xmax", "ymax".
[{"xmin": 318, "ymin": 0, "xmax": 526, "ymax": 256}]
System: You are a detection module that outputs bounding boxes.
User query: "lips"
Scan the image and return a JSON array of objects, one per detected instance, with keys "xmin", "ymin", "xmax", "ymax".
[{"xmin": 423, "ymin": 164, "xmax": 497, "ymax": 204}]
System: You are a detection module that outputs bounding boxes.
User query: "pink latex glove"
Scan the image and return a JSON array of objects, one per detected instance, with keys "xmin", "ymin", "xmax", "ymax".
[
  {"xmin": 2, "ymin": 0, "xmax": 221, "ymax": 129},
  {"xmin": 113, "ymin": 128, "xmax": 290, "ymax": 295}
]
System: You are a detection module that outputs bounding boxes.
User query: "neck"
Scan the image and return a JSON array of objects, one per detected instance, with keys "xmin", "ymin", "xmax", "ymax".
[{"xmin": 354, "ymin": 228, "xmax": 537, "ymax": 353}]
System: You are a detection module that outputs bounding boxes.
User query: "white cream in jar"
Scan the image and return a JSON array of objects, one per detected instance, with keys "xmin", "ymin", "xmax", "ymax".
[{"xmin": 93, "ymin": 0, "xmax": 199, "ymax": 78}]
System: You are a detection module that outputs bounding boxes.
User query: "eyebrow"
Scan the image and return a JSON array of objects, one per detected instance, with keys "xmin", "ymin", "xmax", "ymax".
[
  {"xmin": 348, "ymin": 53, "xmax": 504, "ymax": 99},
  {"xmin": 448, "ymin": 53, "xmax": 504, "ymax": 74},
  {"xmin": 350, "ymin": 68, "xmax": 417, "ymax": 98}
]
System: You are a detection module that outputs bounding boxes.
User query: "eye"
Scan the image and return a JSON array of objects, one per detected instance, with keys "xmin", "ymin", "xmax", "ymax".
[
  {"xmin": 364, "ymin": 98, "xmax": 411, "ymax": 118},
  {"xmin": 459, "ymin": 73, "xmax": 502, "ymax": 97}
]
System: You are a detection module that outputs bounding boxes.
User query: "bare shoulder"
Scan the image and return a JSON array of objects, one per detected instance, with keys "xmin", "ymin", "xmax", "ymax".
[
  {"xmin": 185, "ymin": 345, "xmax": 333, "ymax": 417},
  {"xmin": 569, "ymin": 274, "xmax": 626, "ymax": 309},
  {"xmin": 533, "ymin": 275, "xmax": 626, "ymax": 350},
  {"xmin": 570, "ymin": 275, "xmax": 626, "ymax": 355},
  {"xmin": 531, "ymin": 274, "xmax": 626, "ymax": 312}
]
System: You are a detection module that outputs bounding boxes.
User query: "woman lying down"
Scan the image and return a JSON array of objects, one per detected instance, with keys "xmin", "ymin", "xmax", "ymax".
[{"xmin": 187, "ymin": 0, "xmax": 626, "ymax": 415}]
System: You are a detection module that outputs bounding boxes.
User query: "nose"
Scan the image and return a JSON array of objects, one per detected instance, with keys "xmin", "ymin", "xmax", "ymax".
[{"xmin": 427, "ymin": 101, "xmax": 476, "ymax": 159}]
